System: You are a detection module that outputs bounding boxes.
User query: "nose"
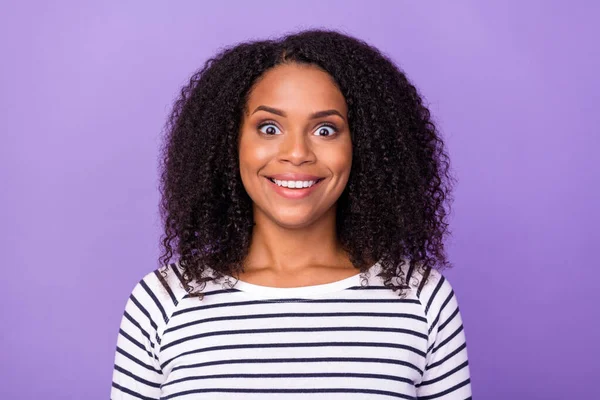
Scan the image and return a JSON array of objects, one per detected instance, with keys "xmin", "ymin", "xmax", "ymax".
[{"xmin": 278, "ymin": 130, "xmax": 316, "ymax": 165}]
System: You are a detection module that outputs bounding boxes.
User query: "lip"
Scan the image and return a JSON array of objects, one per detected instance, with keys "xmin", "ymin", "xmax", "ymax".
[
  {"xmin": 265, "ymin": 173, "xmax": 324, "ymax": 181},
  {"xmin": 264, "ymin": 176, "xmax": 325, "ymax": 199}
]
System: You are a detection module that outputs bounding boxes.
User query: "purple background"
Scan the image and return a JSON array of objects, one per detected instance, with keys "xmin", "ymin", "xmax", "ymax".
[{"xmin": 1, "ymin": 1, "xmax": 598, "ymax": 399}]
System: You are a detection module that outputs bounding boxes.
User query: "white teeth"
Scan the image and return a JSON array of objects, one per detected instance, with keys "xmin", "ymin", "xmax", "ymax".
[{"xmin": 273, "ymin": 179, "xmax": 317, "ymax": 188}]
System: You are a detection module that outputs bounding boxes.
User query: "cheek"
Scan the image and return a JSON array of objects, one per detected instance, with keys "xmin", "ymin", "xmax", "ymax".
[
  {"xmin": 327, "ymin": 144, "xmax": 353, "ymax": 176},
  {"xmin": 239, "ymin": 133, "xmax": 276, "ymax": 175},
  {"xmin": 240, "ymin": 150, "xmax": 271, "ymax": 174},
  {"xmin": 251, "ymin": 145, "xmax": 274, "ymax": 162}
]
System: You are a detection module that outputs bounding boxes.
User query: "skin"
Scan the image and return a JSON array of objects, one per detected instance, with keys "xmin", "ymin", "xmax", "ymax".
[{"xmin": 236, "ymin": 62, "xmax": 360, "ymax": 287}]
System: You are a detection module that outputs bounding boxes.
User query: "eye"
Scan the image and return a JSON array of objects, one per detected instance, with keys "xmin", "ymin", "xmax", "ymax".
[
  {"xmin": 313, "ymin": 123, "xmax": 337, "ymax": 137},
  {"xmin": 257, "ymin": 122, "xmax": 281, "ymax": 136}
]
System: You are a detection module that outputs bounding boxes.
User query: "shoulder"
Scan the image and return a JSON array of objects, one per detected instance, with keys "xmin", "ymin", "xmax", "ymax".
[
  {"xmin": 414, "ymin": 267, "xmax": 456, "ymax": 317},
  {"xmin": 122, "ymin": 263, "xmax": 190, "ymax": 332},
  {"xmin": 396, "ymin": 261, "xmax": 461, "ymax": 323},
  {"xmin": 399, "ymin": 263, "xmax": 465, "ymax": 347}
]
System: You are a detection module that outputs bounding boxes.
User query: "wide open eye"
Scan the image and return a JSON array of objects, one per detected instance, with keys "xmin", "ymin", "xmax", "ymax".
[
  {"xmin": 257, "ymin": 122, "xmax": 282, "ymax": 135},
  {"xmin": 313, "ymin": 123, "xmax": 337, "ymax": 137}
]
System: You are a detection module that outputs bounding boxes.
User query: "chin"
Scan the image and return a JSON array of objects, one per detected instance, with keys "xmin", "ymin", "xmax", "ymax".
[{"xmin": 270, "ymin": 213, "xmax": 320, "ymax": 229}]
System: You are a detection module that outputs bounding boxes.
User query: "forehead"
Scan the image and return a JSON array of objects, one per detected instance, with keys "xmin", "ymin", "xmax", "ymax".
[{"xmin": 245, "ymin": 63, "xmax": 347, "ymax": 114}]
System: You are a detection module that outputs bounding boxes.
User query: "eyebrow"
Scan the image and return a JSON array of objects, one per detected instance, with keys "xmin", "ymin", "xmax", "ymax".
[{"xmin": 251, "ymin": 105, "xmax": 345, "ymax": 120}]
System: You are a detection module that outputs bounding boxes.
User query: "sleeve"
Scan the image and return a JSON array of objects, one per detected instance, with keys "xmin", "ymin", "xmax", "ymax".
[
  {"xmin": 416, "ymin": 270, "xmax": 472, "ymax": 399},
  {"xmin": 110, "ymin": 276, "xmax": 166, "ymax": 399}
]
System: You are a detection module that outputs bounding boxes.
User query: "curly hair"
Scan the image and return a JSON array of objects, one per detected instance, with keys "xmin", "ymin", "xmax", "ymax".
[{"xmin": 157, "ymin": 28, "xmax": 457, "ymax": 300}]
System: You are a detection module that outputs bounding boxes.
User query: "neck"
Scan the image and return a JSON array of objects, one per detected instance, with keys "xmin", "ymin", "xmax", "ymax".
[{"xmin": 243, "ymin": 205, "xmax": 352, "ymax": 274}]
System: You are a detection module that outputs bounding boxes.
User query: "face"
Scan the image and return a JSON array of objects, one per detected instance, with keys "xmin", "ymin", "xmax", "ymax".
[{"xmin": 238, "ymin": 63, "xmax": 352, "ymax": 229}]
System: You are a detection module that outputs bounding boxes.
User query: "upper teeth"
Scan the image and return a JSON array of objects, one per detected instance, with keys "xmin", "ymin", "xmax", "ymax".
[{"xmin": 272, "ymin": 179, "xmax": 317, "ymax": 188}]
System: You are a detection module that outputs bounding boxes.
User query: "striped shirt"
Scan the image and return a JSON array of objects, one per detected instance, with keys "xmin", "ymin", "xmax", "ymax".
[{"xmin": 111, "ymin": 261, "xmax": 472, "ymax": 399}]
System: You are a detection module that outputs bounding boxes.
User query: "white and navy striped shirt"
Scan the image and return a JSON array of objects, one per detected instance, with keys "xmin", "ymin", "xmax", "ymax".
[{"xmin": 111, "ymin": 261, "xmax": 472, "ymax": 399}]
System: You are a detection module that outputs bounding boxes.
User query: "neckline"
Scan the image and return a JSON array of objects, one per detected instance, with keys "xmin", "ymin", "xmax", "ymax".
[{"xmin": 224, "ymin": 261, "xmax": 381, "ymax": 298}]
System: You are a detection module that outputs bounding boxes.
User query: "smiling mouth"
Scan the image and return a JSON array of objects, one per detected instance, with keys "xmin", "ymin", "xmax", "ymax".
[{"xmin": 265, "ymin": 177, "xmax": 325, "ymax": 189}]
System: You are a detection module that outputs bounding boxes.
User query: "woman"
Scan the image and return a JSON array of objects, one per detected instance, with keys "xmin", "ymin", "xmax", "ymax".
[{"xmin": 111, "ymin": 29, "xmax": 472, "ymax": 399}]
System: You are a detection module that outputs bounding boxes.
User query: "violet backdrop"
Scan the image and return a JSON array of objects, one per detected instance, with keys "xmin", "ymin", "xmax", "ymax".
[{"xmin": 1, "ymin": 1, "xmax": 598, "ymax": 399}]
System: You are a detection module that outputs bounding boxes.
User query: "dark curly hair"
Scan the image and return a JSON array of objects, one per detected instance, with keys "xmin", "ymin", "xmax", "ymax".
[{"xmin": 157, "ymin": 28, "xmax": 457, "ymax": 300}]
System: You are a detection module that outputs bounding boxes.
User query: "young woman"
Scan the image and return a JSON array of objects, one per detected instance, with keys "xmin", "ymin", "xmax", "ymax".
[{"xmin": 111, "ymin": 29, "xmax": 472, "ymax": 399}]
